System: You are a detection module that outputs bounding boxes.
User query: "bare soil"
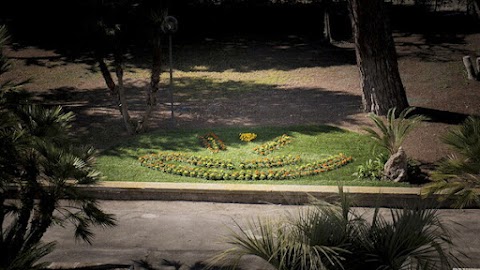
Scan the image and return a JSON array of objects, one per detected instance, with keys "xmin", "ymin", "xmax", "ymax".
[{"xmin": 3, "ymin": 32, "xmax": 480, "ymax": 166}]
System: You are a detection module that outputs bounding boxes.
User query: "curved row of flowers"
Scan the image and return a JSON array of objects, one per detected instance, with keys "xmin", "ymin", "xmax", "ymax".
[
  {"xmin": 199, "ymin": 132, "xmax": 227, "ymax": 152},
  {"xmin": 253, "ymin": 134, "xmax": 292, "ymax": 155},
  {"xmin": 139, "ymin": 152, "xmax": 302, "ymax": 170},
  {"xmin": 138, "ymin": 152, "xmax": 353, "ymax": 181}
]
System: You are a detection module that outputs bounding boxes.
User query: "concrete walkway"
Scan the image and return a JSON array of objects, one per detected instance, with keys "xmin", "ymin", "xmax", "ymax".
[{"xmin": 43, "ymin": 200, "xmax": 480, "ymax": 269}]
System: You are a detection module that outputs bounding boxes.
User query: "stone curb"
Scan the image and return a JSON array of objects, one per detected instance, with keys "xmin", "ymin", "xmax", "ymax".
[{"xmin": 77, "ymin": 181, "xmax": 444, "ymax": 207}]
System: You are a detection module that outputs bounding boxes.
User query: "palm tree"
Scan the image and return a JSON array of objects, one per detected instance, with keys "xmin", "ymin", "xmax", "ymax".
[
  {"xmin": 0, "ymin": 25, "xmax": 116, "ymax": 269},
  {"xmin": 422, "ymin": 116, "xmax": 480, "ymax": 208},
  {"xmin": 211, "ymin": 189, "xmax": 460, "ymax": 270}
]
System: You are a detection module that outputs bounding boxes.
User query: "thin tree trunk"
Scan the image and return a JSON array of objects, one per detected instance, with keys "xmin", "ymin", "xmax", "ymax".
[
  {"xmin": 113, "ymin": 52, "xmax": 135, "ymax": 134},
  {"xmin": 96, "ymin": 51, "xmax": 135, "ymax": 134},
  {"xmin": 348, "ymin": 0, "xmax": 409, "ymax": 115},
  {"xmin": 138, "ymin": 35, "xmax": 162, "ymax": 132},
  {"xmin": 323, "ymin": 6, "xmax": 333, "ymax": 44},
  {"xmin": 96, "ymin": 53, "xmax": 116, "ymax": 92}
]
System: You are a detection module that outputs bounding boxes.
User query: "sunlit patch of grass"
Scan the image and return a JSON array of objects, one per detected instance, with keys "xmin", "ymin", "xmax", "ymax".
[{"xmin": 96, "ymin": 125, "xmax": 409, "ymax": 186}]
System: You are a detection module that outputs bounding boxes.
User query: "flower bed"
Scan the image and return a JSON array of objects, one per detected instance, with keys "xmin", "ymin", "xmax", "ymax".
[{"xmin": 139, "ymin": 152, "xmax": 353, "ymax": 181}]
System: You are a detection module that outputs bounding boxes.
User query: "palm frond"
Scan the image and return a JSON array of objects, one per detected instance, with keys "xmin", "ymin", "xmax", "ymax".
[
  {"xmin": 355, "ymin": 207, "xmax": 460, "ymax": 270},
  {"xmin": 364, "ymin": 107, "xmax": 427, "ymax": 155},
  {"xmin": 423, "ymin": 116, "xmax": 480, "ymax": 208},
  {"xmin": 2, "ymin": 242, "xmax": 55, "ymax": 270}
]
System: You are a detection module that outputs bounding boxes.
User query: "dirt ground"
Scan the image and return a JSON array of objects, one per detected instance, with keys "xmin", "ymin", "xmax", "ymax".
[{"xmin": 3, "ymin": 32, "xmax": 480, "ymax": 167}]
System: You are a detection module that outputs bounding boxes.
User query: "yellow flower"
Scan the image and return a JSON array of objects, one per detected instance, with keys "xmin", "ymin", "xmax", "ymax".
[{"xmin": 239, "ymin": 132, "xmax": 257, "ymax": 142}]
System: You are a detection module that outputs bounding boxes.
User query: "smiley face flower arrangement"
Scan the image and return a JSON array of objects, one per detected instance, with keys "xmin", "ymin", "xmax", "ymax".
[{"xmin": 239, "ymin": 132, "xmax": 257, "ymax": 142}]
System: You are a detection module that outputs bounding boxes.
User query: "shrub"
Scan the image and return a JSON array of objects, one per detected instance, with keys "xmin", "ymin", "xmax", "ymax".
[
  {"xmin": 211, "ymin": 188, "xmax": 461, "ymax": 270},
  {"xmin": 353, "ymin": 153, "xmax": 387, "ymax": 180},
  {"xmin": 422, "ymin": 116, "xmax": 480, "ymax": 208},
  {"xmin": 363, "ymin": 107, "xmax": 427, "ymax": 156}
]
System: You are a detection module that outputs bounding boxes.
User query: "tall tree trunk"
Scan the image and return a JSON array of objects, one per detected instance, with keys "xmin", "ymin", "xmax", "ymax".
[{"xmin": 348, "ymin": 0, "xmax": 409, "ymax": 115}]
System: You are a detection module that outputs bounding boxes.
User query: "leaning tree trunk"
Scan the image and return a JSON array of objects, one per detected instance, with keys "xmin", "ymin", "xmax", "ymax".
[
  {"xmin": 348, "ymin": 0, "xmax": 409, "ymax": 115},
  {"xmin": 95, "ymin": 45, "xmax": 135, "ymax": 134}
]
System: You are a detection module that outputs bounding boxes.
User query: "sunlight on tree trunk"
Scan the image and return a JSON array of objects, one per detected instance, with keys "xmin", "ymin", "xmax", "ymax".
[{"xmin": 348, "ymin": 0, "xmax": 409, "ymax": 115}]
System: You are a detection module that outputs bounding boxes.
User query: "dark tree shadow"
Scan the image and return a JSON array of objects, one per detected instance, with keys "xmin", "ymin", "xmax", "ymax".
[{"xmin": 412, "ymin": 107, "xmax": 471, "ymax": 125}]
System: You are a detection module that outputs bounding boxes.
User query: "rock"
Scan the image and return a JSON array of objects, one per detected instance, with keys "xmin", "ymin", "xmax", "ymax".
[{"xmin": 384, "ymin": 147, "xmax": 408, "ymax": 182}]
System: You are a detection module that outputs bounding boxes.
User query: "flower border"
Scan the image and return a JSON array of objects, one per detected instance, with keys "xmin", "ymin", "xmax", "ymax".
[{"xmin": 139, "ymin": 152, "xmax": 353, "ymax": 181}]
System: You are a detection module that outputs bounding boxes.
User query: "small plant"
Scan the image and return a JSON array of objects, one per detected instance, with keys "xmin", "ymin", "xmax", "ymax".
[
  {"xmin": 353, "ymin": 153, "xmax": 387, "ymax": 180},
  {"xmin": 239, "ymin": 132, "xmax": 257, "ymax": 142},
  {"xmin": 422, "ymin": 116, "xmax": 480, "ymax": 208},
  {"xmin": 364, "ymin": 107, "xmax": 427, "ymax": 155}
]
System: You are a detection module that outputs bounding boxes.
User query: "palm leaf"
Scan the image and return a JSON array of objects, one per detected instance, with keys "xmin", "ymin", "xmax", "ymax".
[
  {"xmin": 364, "ymin": 107, "xmax": 427, "ymax": 155},
  {"xmin": 423, "ymin": 116, "xmax": 480, "ymax": 208},
  {"xmin": 5, "ymin": 242, "xmax": 55, "ymax": 270}
]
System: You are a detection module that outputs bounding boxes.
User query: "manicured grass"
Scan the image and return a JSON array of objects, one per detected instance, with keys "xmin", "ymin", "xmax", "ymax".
[{"xmin": 96, "ymin": 125, "xmax": 408, "ymax": 186}]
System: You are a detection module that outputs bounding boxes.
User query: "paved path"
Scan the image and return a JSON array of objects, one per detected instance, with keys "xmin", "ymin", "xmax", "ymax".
[{"xmin": 43, "ymin": 201, "xmax": 480, "ymax": 269}]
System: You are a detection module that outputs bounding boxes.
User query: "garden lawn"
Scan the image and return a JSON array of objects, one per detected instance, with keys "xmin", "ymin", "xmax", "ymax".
[{"xmin": 96, "ymin": 125, "xmax": 408, "ymax": 186}]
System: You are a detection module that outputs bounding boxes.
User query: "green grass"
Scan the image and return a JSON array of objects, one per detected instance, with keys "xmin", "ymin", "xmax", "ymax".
[{"xmin": 96, "ymin": 125, "xmax": 409, "ymax": 187}]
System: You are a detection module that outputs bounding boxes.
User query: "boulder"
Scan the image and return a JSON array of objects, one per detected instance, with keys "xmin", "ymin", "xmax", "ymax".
[{"xmin": 384, "ymin": 147, "xmax": 408, "ymax": 182}]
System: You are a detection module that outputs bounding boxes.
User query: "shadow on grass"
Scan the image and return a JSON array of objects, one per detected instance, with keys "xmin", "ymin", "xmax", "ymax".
[
  {"xmin": 101, "ymin": 125, "xmax": 348, "ymax": 160},
  {"xmin": 36, "ymin": 76, "xmax": 363, "ymax": 152}
]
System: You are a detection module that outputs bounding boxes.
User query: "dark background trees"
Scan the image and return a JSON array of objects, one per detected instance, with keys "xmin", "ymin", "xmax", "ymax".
[{"xmin": 1, "ymin": 0, "xmax": 478, "ymax": 127}]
